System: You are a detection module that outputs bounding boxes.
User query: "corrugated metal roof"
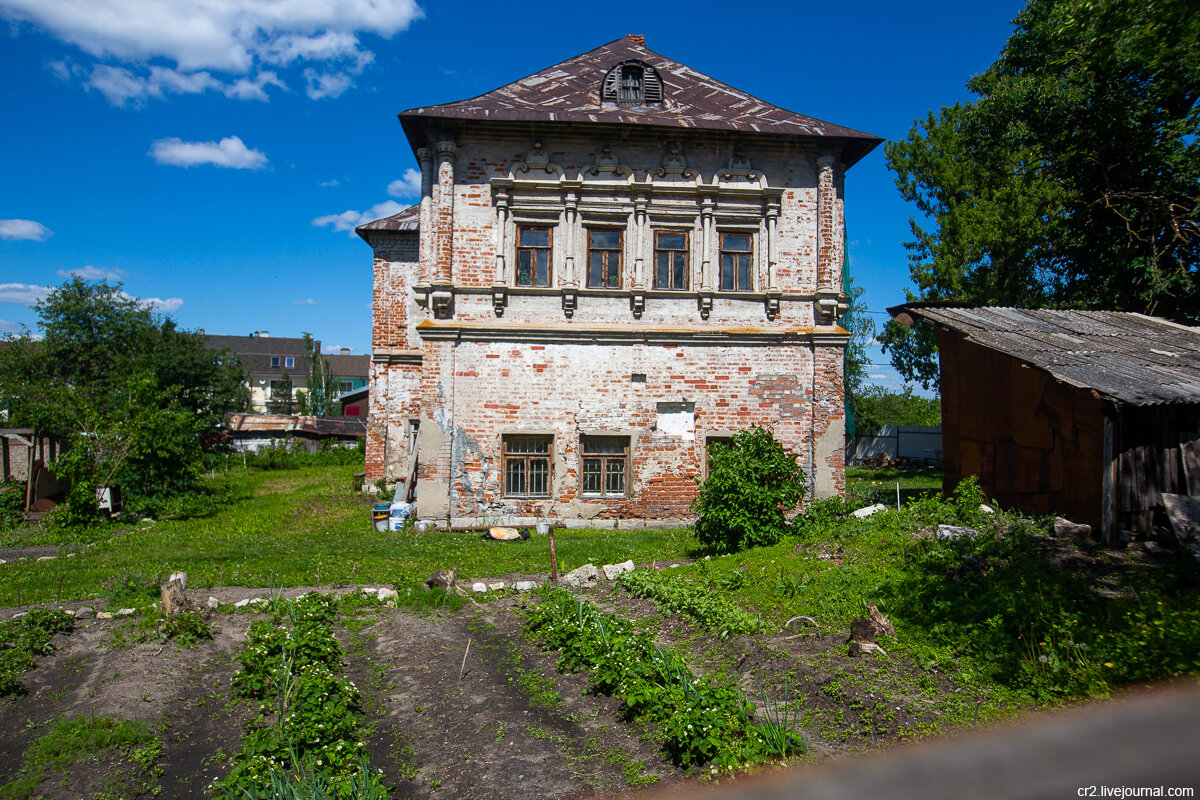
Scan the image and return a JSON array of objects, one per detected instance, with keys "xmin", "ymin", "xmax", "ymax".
[
  {"xmin": 892, "ymin": 306, "xmax": 1200, "ymax": 406},
  {"xmin": 399, "ymin": 38, "xmax": 882, "ymax": 167},
  {"xmin": 355, "ymin": 203, "xmax": 419, "ymax": 234}
]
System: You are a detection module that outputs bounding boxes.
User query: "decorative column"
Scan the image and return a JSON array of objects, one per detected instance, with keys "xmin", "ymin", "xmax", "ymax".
[
  {"xmin": 430, "ymin": 139, "xmax": 457, "ymax": 318},
  {"xmin": 765, "ymin": 199, "xmax": 781, "ymax": 320},
  {"xmin": 414, "ymin": 147, "xmax": 434, "ymax": 302},
  {"xmin": 698, "ymin": 195, "xmax": 715, "ymax": 319},
  {"xmin": 630, "ymin": 194, "xmax": 648, "ymax": 317},
  {"xmin": 492, "ymin": 188, "xmax": 509, "ymax": 316},
  {"xmin": 814, "ymin": 153, "xmax": 845, "ymax": 325},
  {"xmin": 561, "ymin": 191, "xmax": 578, "ymax": 318}
]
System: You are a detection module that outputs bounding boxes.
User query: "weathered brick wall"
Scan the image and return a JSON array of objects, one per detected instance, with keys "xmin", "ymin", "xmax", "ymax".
[{"xmin": 365, "ymin": 125, "xmax": 849, "ymax": 521}]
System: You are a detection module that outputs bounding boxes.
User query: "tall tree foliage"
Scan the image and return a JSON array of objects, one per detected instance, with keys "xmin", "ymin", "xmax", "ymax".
[
  {"xmin": 0, "ymin": 279, "xmax": 247, "ymax": 519},
  {"xmin": 882, "ymin": 0, "xmax": 1199, "ymax": 386}
]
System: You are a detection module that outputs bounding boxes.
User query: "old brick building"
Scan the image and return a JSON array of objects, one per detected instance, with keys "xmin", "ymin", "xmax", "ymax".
[{"xmin": 357, "ymin": 36, "xmax": 880, "ymax": 526}]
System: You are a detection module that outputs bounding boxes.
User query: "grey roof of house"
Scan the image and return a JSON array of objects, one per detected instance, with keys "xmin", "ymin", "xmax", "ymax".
[
  {"xmin": 890, "ymin": 305, "xmax": 1200, "ymax": 406},
  {"xmin": 325, "ymin": 353, "xmax": 370, "ymax": 379},
  {"xmin": 398, "ymin": 37, "xmax": 883, "ymax": 167},
  {"xmin": 207, "ymin": 334, "xmax": 315, "ymax": 376},
  {"xmin": 355, "ymin": 203, "xmax": 420, "ymax": 234}
]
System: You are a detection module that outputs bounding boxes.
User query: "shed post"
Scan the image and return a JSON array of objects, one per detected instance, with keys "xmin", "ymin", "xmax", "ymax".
[{"xmin": 1102, "ymin": 416, "xmax": 1116, "ymax": 546}]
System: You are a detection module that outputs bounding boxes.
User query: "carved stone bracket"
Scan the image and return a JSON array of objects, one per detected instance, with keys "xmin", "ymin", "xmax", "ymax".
[
  {"xmin": 813, "ymin": 286, "xmax": 841, "ymax": 326},
  {"xmin": 561, "ymin": 288, "xmax": 577, "ymax": 319},
  {"xmin": 430, "ymin": 285, "xmax": 453, "ymax": 319},
  {"xmin": 698, "ymin": 292, "xmax": 714, "ymax": 320},
  {"xmin": 413, "ymin": 282, "xmax": 431, "ymax": 309},
  {"xmin": 491, "ymin": 286, "xmax": 507, "ymax": 317},
  {"xmin": 765, "ymin": 289, "xmax": 782, "ymax": 321},
  {"xmin": 630, "ymin": 291, "xmax": 645, "ymax": 319},
  {"xmin": 650, "ymin": 144, "xmax": 699, "ymax": 180},
  {"xmin": 585, "ymin": 146, "xmax": 633, "ymax": 178},
  {"xmin": 718, "ymin": 151, "xmax": 762, "ymax": 183}
]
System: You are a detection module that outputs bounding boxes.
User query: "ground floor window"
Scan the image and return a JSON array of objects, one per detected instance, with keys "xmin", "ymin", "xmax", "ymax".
[
  {"xmin": 503, "ymin": 435, "xmax": 552, "ymax": 497},
  {"xmin": 705, "ymin": 435, "xmax": 734, "ymax": 477},
  {"xmin": 581, "ymin": 435, "xmax": 628, "ymax": 497}
]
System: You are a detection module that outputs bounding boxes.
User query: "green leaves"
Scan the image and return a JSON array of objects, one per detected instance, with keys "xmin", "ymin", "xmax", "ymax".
[
  {"xmin": 692, "ymin": 427, "xmax": 806, "ymax": 554},
  {"xmin": 884, "ymin": 0, "xmax": 1200, "ymax": 387}
]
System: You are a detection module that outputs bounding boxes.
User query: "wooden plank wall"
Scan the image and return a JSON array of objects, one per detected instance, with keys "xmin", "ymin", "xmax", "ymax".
[
  {"xmin": 1116, "ymin": 405, "xmax": 1200, "ymax": 532},
  {"xmin": 938, "ymin": 331, "xmax": 1105, "ymax": 530}
]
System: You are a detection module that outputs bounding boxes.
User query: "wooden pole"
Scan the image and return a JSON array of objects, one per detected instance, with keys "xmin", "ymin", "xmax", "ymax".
[
  {"xmin": 458, "ymin": 638, "xmax": 472, "ymax": 681},
  {"xmin": 548, "ymin": 527, "xmax": 559, "ymax": 584}
]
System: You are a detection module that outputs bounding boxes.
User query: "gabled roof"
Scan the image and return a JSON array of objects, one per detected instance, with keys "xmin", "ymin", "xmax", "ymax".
[
  {"xmin": 889, "ymin": 305, "xmax": 1200, "ymax": 406},
  {"xmin": 399, "ymin": 37, "xmax": 882, "ymax": 167},
  {"xmin": 325, "ymin": 353, "xmax": 370, "ymax": 379}
]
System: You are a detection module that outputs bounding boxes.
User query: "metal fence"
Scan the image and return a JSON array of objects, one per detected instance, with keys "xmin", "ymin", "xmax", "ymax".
[{"xmin": 851, "ymin": 425, "xmax": 942, "ymax": 465}]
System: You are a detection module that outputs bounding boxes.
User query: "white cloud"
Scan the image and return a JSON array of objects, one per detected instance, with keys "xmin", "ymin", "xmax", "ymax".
[
  {"xmin": 0, "ymin": 318, "xmax": 20, "ymax": 332},
  {"xmin": 0, "ymin": 283, "xmax": 52, "ymax": 305},
  {"xmin": 1, "ymin": 0, "xmax": 422, "ymax": 104},
  {"xmin": 58, "ymin": 265, "xmax": 126, "ymax": 281},
  {"xmin": 0, "ymin": 219, "xmax": 53, "ymax": 241},
  {"xmin": 149, "ymin": 136, "xmax": 267, "ymax": 169},
  {"xmin": 386, "ymin": 169, "xmax": 421, "ymax": 200},
  {"xmin": 313, "ymin": 200, "xmax": 405, "ymax": 234},
  {"xmin": 303, "ymin": 67, "xmax": 353, "ymax": 100},
  {"xmin": 140, "ymin": 295, "xmax": 184, "ymax": 312},
  {"xmin": 319, "ymin": 179, "xmax": 340, "ymax": 188},
  {"xmin": 295, "ymin": 298, "xmax": 318, "ymax": 305}
]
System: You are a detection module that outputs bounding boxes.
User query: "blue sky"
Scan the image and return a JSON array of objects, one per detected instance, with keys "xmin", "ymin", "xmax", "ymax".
[{"xmin": 0, "ymin": 0, "xmax": 1024, "ymax": 388}]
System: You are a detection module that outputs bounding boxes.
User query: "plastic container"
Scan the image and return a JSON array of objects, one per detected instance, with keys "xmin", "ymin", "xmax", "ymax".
[
  {"xmin": 371, "ymin": 504, "xmax": 390, "ymax": 532},
  {"xmin": 389, "ymin": 501, "xmax": 414, "ymax": 531}
]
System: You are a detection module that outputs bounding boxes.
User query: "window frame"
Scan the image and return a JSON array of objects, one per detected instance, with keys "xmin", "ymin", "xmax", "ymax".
[
  {"xmin": 718, "ymin": 232, "xmax": 755, "ymax": 292},
  {"xmin": 705, "ymin": 435, "xmax": 735, "ymax": 478},
  {"xmin": 270, "ymin": 356, "xmax": 280, "ymax": 368},
  {"xmin": 580, "ymin": 435, "xmax": 630, "ymax": 499},
  {"xmin": 653, "ymin": 230, "xmax": 689, "ymax": 291},
  {"xmin": 586, "ymin": 228, "xmax": 623, "ymax": 289},
  {"xmin": 284, "ymin": 356, "xmax": 295, "ymax": 369},
  {"xmin": 516, "ymin": 225, "xmax": 553, "ymax": 288},
  {"xmin": 502, "ymin": 434, "xmax": 553, "ymax": 498}
]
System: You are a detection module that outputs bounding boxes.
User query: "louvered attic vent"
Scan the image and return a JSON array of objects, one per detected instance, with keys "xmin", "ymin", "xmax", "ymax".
[{"xmin": 602, "ymin": 61, "xmax": 662, "ymax": 105}]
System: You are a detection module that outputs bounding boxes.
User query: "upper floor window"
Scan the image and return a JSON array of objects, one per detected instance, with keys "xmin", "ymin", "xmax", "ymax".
[
  {"xmin": 601, "ymin": 60, "xmax": 663, "ymax": 105},
  {"xmin": 517, "ymin": 226, "xmax": 552, "ymax": 287},
  {"xmin": 654, "ymin": 231, "xmax": 688, "ymax": 290},
  {"xmin": 285, "ymin": 356, "xmax": 295, "ymax": 369},
  {"xmin": 587, "ymin": 229, "xmax": 622, "ymax": 288},
  {"xmin": 270, "ymin": 356, "xmax": 280, "ymax": 368},
  {"xmin": 719, "ymin": 233, "xmax": 754, "ymax": 291}
]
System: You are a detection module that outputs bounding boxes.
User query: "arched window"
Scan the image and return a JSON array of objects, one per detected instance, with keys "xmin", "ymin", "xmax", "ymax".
[{"xmin": 602, "ymin": 60, "xmax": 662, "ymax": 105}]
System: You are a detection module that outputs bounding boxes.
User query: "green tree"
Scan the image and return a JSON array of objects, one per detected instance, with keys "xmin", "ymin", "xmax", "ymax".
[
  {"xmin": 882, "ymin": 0, "xmax": 1200, "ymax": 386},
  {"xmin": 840, "ymin": 278, "xmax": 877, "ymax": 439},
  {"xmin": 692, "ymin": 427, "xmax": 806, "ymax": 554},
  {"xmin": 300, "ymin": 332, "xmax": 339, "ymax": 417},
  {"xmin": 852, "ymin": 386, "xmax": 942, "ymax": 435},
  {"xmin": 0, "ymin": 279, "xmax": 247, "ymax": 519}
]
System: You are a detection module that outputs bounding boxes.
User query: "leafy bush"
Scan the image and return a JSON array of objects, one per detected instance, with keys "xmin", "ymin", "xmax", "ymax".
[
  {"xmin": 246, "ymin": 440, "xmax": 364, "ymax": 471},
  {"xmin": 0, "ymin": 607, "xmax": 74, "ymax": 696},
  {"xmin": 100, "ymin": 569, "xmax": 161, "ymax": 606},
  {"xmin": 692, "ymin": 427, "xmax": 806, "ymax": 554},
  {"xmin": 0, "ymin": 483, "xmax": 25, "ymax": 531},
  {"xmin": 617, "ymin": 570, "xmax": 762, "ymax": 639}
]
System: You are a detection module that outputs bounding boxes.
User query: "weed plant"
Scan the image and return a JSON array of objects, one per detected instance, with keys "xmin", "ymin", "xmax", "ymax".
[{"xmin": 0, "ymin": 607, "xmax": 73, "ymax": 696}]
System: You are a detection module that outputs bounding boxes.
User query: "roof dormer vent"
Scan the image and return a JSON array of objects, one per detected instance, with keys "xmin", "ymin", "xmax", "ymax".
[{"xmin": 602, "ymin": 59, "xmax": 662, "ymax": 106}]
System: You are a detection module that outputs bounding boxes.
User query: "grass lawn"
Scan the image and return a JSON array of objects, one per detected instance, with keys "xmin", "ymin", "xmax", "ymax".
[
  {"xmin": 0, "ymin": 466, "xmax": 694, "ymax": 605},
  {"xmin": 846, "ymin": 465, "xmax": 943, "ymax": 505}
]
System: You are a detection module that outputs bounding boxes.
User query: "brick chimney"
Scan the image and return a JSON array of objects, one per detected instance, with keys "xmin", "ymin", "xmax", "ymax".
[{"xmin": 626, "ymin": 34, "xmax": 645, "ymax": 46}]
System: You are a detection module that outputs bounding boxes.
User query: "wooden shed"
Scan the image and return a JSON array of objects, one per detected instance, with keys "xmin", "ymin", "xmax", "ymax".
[{"xmin": 888, "ymin": 306, "xmax": 1200, "ymax": 545}]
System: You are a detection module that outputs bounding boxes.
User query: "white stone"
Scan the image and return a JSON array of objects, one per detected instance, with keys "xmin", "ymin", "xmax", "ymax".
[
  {"xmin": 936, "ymin": 524, "xmax": 979, "ymax": 541},
  {"xmin": 562, "ymin": 564, "xmax": 598, "ymax": 587},
  {"xmin": 64, "ymin": 608, "xmax": 76, "ymax": 617},
  {"xmin": 206, "ymin": 596, "xmax": 220, "ymax": 610},
  {"xmin": 488, "ymin": 582, "xmax": 506, "ymax": 591},
  {"xmin": 234, "ymin": 599, "xmax": 251, "ymax": 608},
  {"xmin": 361, "ymin": 587, "xmax": 378, "ymax": 595},
  {"xmin": 66, "ymin": 553, "xmax": 75, "ymax": 558},
  {"xmin": 115, "ymin": 608, "xmax": 135, "ymax": 617},
  {"xmin": 377, "ymin": 588, "xmax": 399, "ymax": 602},
  {"xmin": 851, "ymin": 503, "xmax": 887, "ymax": 518},
  {"xmin": 96, "ymin": 611, "xmax": 113, "ymax": 620},
  {"xmin": 250, "ymin": 597, "xmax": 266, "ymax": 605},
  {"xmin": 980, "ymin": 504, "xmax": 995, "ymax": 514},
  {"xmin": 11, "ymin": 612, "xmax": 26, "ymax": 619},
  {"xmin": 36, "ymin": 555, "xmax": 56, "ymax": 563},
  {"xmin": 472, "ymin": 582, "xmax": 488, "ymax": 593},
  {"xmin": 514, "ymin": 580, "xmax": 540, "ymax": 591},
  {"xmin": 602, "ymin": 560, "xmax": 635, "ymax": 580}
]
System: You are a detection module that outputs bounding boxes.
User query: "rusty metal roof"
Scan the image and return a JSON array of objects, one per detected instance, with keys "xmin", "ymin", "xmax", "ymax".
[
  {"xmin": 891, "ymin": 306, "xmax": 1200, "ymax": 406},
  {"xmin": 399, "ymin": 38, "xmax": 882, "ymax": 167},
  {"xmin": 355, "ymin": 203, "xmax": 419, "ymax": 235}
]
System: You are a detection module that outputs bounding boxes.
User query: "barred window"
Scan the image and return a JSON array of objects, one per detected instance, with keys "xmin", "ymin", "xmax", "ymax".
[
  {"xmin": 654, "ymin": 231, "xmax": 688, "ymax": 290},
  {"xmin": 503, "ymin": 435, "xmax": 552, "ymax": 497},
  {"xmin": 719, "ymin": 233, "xmax": 754, "ymax": 291},
  {"xmin": 581, "ymin": 436, "xmax": 628, "ymax": 498},
  {"xmin": 517, "ymin": 226, "xmax": 552, "ymax": 287},
  {"xmin": 587, "ymin": 229, "xmax": 622, "ymax": 289}
]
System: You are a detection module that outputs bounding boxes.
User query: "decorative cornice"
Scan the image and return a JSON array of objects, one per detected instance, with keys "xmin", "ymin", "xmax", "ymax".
[
  {"xmin": 415, "ymin": 320, "xmax": 848, "ymax": 347},
  {"xmin": 372, "ymin": 349, "xmax": 423, "ymax": 365}
]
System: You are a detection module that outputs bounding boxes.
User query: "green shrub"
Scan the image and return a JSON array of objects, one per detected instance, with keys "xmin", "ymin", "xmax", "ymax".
[
  {"xmin": 617, "ymin": 570, "xmax": 762, "ymax": 639},
  {"xmin": 0, "ymin": 607, "xmax": 74, "ymax": 696},
  {"xmin": 692, "ymin": 427, "xmax": 806, "ymax": 554}
]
